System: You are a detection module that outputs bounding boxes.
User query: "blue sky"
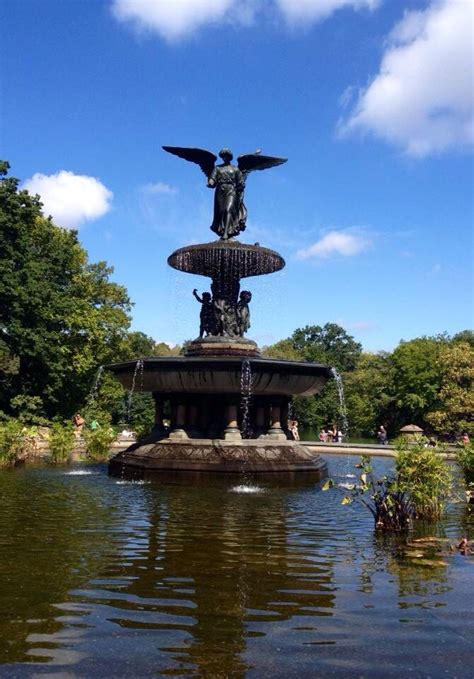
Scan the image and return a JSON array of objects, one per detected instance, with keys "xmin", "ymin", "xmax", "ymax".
[{"xmin": 2, "ymin": 0, "xmax": 473, "ymax": 351}]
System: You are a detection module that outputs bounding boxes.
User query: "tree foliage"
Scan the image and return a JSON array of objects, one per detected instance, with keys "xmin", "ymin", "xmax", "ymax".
[
  {"xmin": 0, "ymin": 162, "xmax": 131, "ymax": 419},
  {"xmin": 425, "ymin": 342, "xmax": 474, "ymax": 436}
]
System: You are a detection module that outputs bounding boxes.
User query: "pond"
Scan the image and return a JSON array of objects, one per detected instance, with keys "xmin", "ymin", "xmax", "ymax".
[{"xmin": 0, "ymin": 456, "xmax": 472, "ymax": 677}]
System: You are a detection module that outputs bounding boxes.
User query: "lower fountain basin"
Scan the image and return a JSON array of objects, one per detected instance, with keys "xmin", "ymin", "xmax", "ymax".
[{"xmin": 107, "ymin": 356, "xmax": 331, "ymax": 397}]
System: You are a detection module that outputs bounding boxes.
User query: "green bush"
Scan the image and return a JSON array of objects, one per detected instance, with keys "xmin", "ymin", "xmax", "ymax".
[
  {"xmin": 83, "ymin": 426, "xmax": 117, "ymax": 461},
  {"xmin": 0, "ymin": 420, "xmax": 37, "ymax": 467},
  {"xmin": 49, "ymin": 422, "xmax": 76, "ymax": 463},
  {"xmin": 456, "ymin": 442, "xmax": 474, "ymax": 484},
  {"xmin": 395, "ymin": 440, "xmax": 452, "ymax": 520}
]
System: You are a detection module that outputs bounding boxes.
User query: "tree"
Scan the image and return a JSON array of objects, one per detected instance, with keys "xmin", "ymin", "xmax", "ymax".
[
  {"xmin": 344, "ymin": 352, "xmax": 391, "ymax": 436},
  {"xmin": 387, "ymin": 336, "xmax": 447, "ymax": 432},
  {"xmin": 0, "ymin": 162, "xmax": 132, "ymax": 419},
  {"xmin": 452, "ymin": 330, "xmax": 474, "ymax": 348},
  {"xmin": 290, "ymin": 323, "xmax": 362, "ymax": 371},
  {"xmin": 425, "ymin": 342, "xmax": 474, "ymax": 436},
  {"xmin": 264, "ymin": 323, "xmax": 362, "ymax": 432}
]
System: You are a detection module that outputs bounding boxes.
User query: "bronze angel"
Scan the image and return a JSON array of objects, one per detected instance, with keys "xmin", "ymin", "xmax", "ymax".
[{"xmin": 162, "ymin": 146, "xmax": 287, "ymax": 240}]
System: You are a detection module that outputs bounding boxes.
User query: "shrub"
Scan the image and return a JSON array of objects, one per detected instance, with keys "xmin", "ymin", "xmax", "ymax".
[
  {"xmin": 456, "ymin": 442, "xmax": 474, "ymax": 484},
  {"xmin": 83, "ymin": 426, "xmax": 117, "ymax": 461},
  {"xmin": 395, "ymin": 440, "xmax": 452, "ymax": 520},
  {"xmin": 323, "ymin": 455, "xmax": 415, "ymax": 531},
  {"xmin": 49, "ymin": 422, "xmax": 76, "ymax": 463},
  {"xmin": 0, "ymin": 420, "xmax": 38, "ymax": 467}
]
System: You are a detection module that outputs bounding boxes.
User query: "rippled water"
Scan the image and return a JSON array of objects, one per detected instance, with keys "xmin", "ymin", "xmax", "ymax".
[{"xmin": 0, "ymin": 456, "xmax": 472, "ymax": 677}]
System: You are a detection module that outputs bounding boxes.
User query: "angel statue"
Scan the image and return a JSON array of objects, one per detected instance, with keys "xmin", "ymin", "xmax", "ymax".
[{"xmin": 163, "ymin": 146, "xmax": 287, "ymax": 240}]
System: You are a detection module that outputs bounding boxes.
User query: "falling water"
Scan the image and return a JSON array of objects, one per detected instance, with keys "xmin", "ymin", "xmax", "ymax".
[
  {"xmin": 330, "ymin": 367, "xmax": 349, "ymax": 438},
  {"xmin": 240, "ymin": 359, "xmax": 253, "ymax": 439},
  {"xmin": 86, "ymin": 365, "xmax": 104, "ymax": 409},
  {"xmin": 126, "ymin": 359, "xmax": 144, "ymax": 423}
]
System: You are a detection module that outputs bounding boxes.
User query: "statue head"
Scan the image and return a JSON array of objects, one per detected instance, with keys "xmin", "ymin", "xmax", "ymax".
[
  {"xmin": 219, "ymin": 148, "xmax": 233, "ymax": 162},
  {"xmin": 240, "ymin": 290, "xmax": 252, "ymax": 303},
  {"xmin": 202, "ymin": 292, "xmax": 211, "ymax": 301}
]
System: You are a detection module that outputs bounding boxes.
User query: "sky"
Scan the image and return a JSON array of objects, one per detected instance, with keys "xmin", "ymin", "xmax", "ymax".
[{"xmin": 1, "ymin": 0, "xmax": 473, "ymax": 351}]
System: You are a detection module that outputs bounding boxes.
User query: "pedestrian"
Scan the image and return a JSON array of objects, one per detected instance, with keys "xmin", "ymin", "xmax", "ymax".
[
  {"xmin": 72, "ymin": 413, "xmax": 85, "ymax": 437},
  {"xmin": 377, "ymin": 425, "xmax": 387, "ymax": 445}
]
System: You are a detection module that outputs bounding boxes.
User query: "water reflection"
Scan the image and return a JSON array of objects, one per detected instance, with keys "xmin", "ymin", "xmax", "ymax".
[{"xmin": 0, "ymin": 459, "xmax": 473, "ymax": 677}]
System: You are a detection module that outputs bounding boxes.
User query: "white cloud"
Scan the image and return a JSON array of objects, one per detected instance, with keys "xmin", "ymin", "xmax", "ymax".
[
  {"xmin": 111, "ymin": 0, "xmax": 379, "ymax": 39},
  {"xmin": 141, "ymin": 181, "xmax": 178, "ymax": 195},
  {"xmin": 23, "ymin": 170, "xmax": 113, "ymax": 229},
  {"xmin": 111, "ymin": 0, "xmax": 250, "ymax": 40},
  {"xmin": 275, "ymin": 0, "xmax": 379, "ymax": 24},
  {"xmin": 340, "ymin": 0, "xmax": 474, "ymax": 156},
  {"xmin": 296, "ymin": 230, "xmax": 371, "ymax": 259}
]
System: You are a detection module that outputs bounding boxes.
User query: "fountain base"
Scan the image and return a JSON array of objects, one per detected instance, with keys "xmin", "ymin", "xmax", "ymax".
[
  {"xmin": 109, "ymin": 438, "xmax": 327, "ymax": 478},
  {"xmin": 185, "ymin": 336, "xmax": 261, "ymax": 357}
]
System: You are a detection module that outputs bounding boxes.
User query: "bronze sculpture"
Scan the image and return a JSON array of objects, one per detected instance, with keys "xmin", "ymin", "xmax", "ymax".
[{"xmin": 163, "ymin": 146, "xmax": 287, "ymax": 240}]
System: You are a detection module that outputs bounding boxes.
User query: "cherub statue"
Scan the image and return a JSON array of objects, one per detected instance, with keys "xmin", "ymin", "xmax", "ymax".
[
  {"xmin": 236, "ymin": 290, "xmax": 252, "ymax": 336},
  {"xmin": 192, "ymin": 289, "xmax": 214, "ymax": 337},
  {"xmin": 163, "ymin": 146, "xmax": 287, "ymax": 240}
]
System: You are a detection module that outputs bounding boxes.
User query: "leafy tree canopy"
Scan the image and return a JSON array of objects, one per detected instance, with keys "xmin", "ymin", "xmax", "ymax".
[
  {"xmin": 0, "ymin": 162, "xmax": 131, "ymax": 419},
  {"xmin": 426, "ymin": 342, "xmax": 474, "ymax": 436},
  {"xmin": 290, "ymin": 323, "xmax": 362, "ymax": 371},
  {"xmin": 387, "ymin": 336, "xmax": 448, "ymax": 428}
]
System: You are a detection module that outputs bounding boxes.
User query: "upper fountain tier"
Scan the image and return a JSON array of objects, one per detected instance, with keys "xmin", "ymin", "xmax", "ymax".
[{"xmin": 168, "ymin": 240, "xmax": 285, "ymax": 280}]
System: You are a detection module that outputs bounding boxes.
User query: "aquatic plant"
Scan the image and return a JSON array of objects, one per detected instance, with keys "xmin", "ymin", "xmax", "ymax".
[
  {"xmin": 83, "ymin": 426, "xmax": 117, "ymax": 461},
  {"xmin": 395, "ymin": 440, "xmax": 452, "ymax": 520},
  {"xmin": 0, "ymin": 420, "xmax": 37, "ymax": 467},
  {"xmin": 455, "ymin": 442, "xmax": 474, "ymax": 484},
  {"xmin": 323, "ymin": 455, "xmax": 414, "ymax": 531},
  {"xmin": 49, "ymin": 422, "xmax": 76, "ymax": 463}
]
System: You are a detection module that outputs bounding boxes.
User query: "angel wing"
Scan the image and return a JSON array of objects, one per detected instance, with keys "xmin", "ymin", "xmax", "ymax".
[
  {"xmin": 162, "ymin": 146, "xmax": 217, "ymax": 178},
  {"xmin": 237, "ymin": 153, "xmax": 287, "ymax": 177}
]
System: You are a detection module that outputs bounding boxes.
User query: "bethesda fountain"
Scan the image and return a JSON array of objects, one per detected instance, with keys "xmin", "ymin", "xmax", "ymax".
[{"xmin": 108, "ymin": 145, "xmax": 331, "ymax": 477}]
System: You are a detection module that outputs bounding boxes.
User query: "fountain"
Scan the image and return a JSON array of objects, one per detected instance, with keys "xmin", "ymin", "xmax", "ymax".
[{"xmin": 108, "ymin": 145, "xmax": 332, "ymax": 478}]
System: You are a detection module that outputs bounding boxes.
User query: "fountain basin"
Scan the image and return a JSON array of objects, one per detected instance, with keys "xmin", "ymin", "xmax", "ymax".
[{"xmin": 107, "ymin": 356, "xmax": 331, "ymax": 397}]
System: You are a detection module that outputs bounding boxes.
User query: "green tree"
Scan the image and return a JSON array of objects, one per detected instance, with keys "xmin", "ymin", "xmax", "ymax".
[
  {"xmin": 264, "ymin": 323, "xmax": 362, "ymax": 432},
  {"xmin": 290, "ymin": 323, "xmax": 362, "ymax": 370},
  {"xmin": 0, "ymin": 162, "xmax": 131, "ymax": 419},
  {"xmin": 452, "ymin": 329, "xmax": 474, "ymax": 348},
  {"xmin": 425, "ymin": 342, "xmax": 474, "ymax": 436},
  {"xmin": 344, "ymin": 352, "xmax": 391, "ymax": 436},
  {"xmin": 387, "ymin": 336, "xmax": 447, "ymax": 432}
]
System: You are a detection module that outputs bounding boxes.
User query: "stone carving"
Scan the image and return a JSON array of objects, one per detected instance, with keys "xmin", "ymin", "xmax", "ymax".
[{"xmin": 163, "ymin": 146, "xmax": 287, "ymax": 240}]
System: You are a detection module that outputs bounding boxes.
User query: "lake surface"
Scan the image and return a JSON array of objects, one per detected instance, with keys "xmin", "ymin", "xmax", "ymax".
[{"xmin": 0, "ymin": 456, "xmax": 472, "ymax": 678}]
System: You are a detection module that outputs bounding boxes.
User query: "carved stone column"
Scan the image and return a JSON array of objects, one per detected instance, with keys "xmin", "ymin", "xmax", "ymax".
[
  {"xmin": 187, "ymin": 403, "xmax": 200, "ymax": 438},
  {"xmin": 255, "ymin": 403, "xmax": 267, "ymax": 438},
  {"xmin": 152, "ymin": 393, "xmax": 166, "ymax": 435},
  {"xmin": 169, "ymin": 401, "xmax": 188, "ymax": 440},
  {"xmin": 267, "ymin": 402, "xmax": 287, "ymax": 440},
  {"xmin": 224, "ymin": 403, "xmax": 242, "ymax": 440}
]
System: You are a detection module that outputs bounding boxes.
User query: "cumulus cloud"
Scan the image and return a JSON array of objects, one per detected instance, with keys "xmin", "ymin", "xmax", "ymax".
[
  {"xmin": 340, "ymin": 0, "xmax": 474, "ymax": 156},
  {"xmin": 111, "ymin": 0, "xmax": 379, "ymax": 39},
  {"xmin": 141, "ymin": 181, "xmax": 178, "ymax": 195},
  {"xmin": 296, "ymin": 230, "xmax": 371, "ymax": 259},
  {"xmin": 275, "ymin": 0, "xmax": 379, "ymax": 24},
  {"xmin": 23, "ymin": 170, "xmax": 113, "ymax": 229},
  {"xmin": 111, "ymin": 0, "xmax": 251, "ymax": 40}
]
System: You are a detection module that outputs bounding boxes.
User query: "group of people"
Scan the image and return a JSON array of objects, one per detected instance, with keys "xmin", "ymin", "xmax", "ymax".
[
  {"xmin": 319, "ymin": 426, "xmax": 343, "ymax": 443},
  {"xmin": 72, "ymin": 413, "xmax": 100, "ymax": 437}
]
